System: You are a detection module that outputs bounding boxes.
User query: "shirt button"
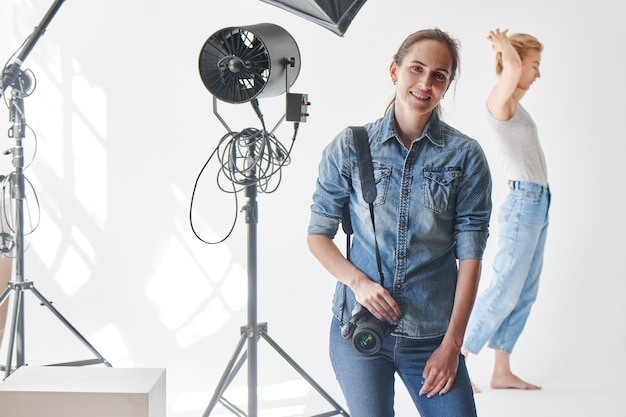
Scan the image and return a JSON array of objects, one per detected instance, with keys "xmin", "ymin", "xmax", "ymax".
[
  {"xmin": 402, "ymin": 189, "xmax": 409, "ymax": 195},
  {"xmin": 396, "ymin": 284, "xmax": 402, "ymax": 289},
  {"xmin": 400, "ymin": 221, "xmax": 406, "ymax": 228},
  {"xmin": 398, "ymin": 254, "xmax": 405, "ymax": 259}
]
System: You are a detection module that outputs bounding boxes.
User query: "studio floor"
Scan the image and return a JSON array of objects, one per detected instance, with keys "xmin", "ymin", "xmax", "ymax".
[
  {"xmin": 441, "ymin": 356, "xmax": 621, "ymax": 417},
  {"xmin": 201, "ymin": 352, "xmax": 622, "ymax": 417}
]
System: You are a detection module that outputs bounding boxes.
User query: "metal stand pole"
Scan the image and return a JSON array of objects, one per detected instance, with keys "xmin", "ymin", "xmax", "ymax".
[
  {"xmin": 0, "ymin": 0, "xmax": 66, "ymax": 97},
  {"xmin": 0, "ymin": 87, "xmax": 111, "ymax": 378},
  {"xmin": 201, "ymin": 134, "xmax": 348, "ymax": 417},
  {"xmin": 245, "ymin": 182, "xmax": 259, "ymax": 417},
  {"xmin": 0, "ymin": 0, "xmax": 111, "ymax": 378}
]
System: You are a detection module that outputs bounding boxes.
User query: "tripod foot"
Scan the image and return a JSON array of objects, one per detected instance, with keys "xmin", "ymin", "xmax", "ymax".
[{"xmin": 202, "ymin": 322, "xmax": 349, "ymax": 417}]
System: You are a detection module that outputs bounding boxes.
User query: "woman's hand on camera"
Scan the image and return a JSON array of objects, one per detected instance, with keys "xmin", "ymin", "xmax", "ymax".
[
  {"xmin": 306, "ymin": 234, "xmax": 401, "ymax": 324},
  {"xmin": 352, "ymin": 278, "xmax": 401, "ymax": 324}
]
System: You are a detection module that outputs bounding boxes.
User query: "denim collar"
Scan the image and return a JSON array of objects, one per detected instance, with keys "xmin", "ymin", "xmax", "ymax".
[{"xmin": 378, "ymin": 104, "xmax": 445, "ymax": 148}]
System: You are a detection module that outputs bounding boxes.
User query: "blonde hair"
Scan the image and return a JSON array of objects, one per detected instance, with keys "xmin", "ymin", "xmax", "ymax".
[{"xmin": 495, "ymin": 33, "xmax": 543, "ymax": 75}]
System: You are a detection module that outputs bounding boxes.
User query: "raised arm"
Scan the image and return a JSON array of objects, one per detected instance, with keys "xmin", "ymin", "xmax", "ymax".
[{"xmin": 486, "ymin": 28, "xmax": 522, "ymax": 121}]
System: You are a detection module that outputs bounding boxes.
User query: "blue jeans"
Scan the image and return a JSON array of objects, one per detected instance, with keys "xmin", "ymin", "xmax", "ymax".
[
  {"xmin": 464, "ymin": 181, "xmax": 550, "ymax": 354},
  {"xmin": 329, "ymin": 318, "xmax": 477, "ymax": 417}
]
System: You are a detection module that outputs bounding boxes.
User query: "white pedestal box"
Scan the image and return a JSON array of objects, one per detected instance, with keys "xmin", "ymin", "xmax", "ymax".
[{"xmin": 0, "ymin": 366, "xmax": 166, "ymax": 417}]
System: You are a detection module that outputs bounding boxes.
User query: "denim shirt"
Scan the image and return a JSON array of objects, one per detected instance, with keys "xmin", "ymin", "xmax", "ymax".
[{"xmin": 308, "ymin": 107, "xmax": 492, "ymax": 339}]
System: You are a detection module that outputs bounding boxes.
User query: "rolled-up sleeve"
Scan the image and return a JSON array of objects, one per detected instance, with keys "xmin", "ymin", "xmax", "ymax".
[
  {"xmin": 455, "ymin": 230, "xmax": 489, "ymax": 260},
  {"xmin": 307, "ymin": 211, "xmax": 341, "ymax": 238},
  {"xmin": 308, "ymin": 128, "xmax": 352, "ymax": 239},
  {"xmin": 455, "ymin": 140, "xmax": 492, "ymax": 260}
]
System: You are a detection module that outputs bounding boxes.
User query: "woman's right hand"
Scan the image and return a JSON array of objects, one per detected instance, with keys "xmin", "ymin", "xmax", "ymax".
[
  {"xmin": 352, "ymin": 277, "xmax": 401, "ymax": 324},
  {"xmin": 307, "ymin": 233, "xmax": 401, "ymax": 323}
]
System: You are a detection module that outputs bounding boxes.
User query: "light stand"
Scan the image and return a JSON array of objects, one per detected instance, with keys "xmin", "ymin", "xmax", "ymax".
[
  {"xmin": 193, "ymin": 23, "xmax": 347, "ymax": 416},
  {"xmin": 0, "ymin": 0, "xmax": 111, "ymax": 378},
  {"xmin": 199, "ymin": 99, "xmax": 347, "ymax": 417}
]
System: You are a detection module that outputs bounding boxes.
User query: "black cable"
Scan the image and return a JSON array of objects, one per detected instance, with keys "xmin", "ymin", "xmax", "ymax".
[
  {"xmin": 189, "ymin": 132, "xmax": 238, "ymax": 245},
  {"xmin": 189, "ymin": 99, "xmax": 299, "ymax": 244}
]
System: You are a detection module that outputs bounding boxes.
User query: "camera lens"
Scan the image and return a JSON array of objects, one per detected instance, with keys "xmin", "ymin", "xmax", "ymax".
[
  {"xmin": 344, "ymin": 304, "xmax": 396, "ymax": 355},
  {"xmin": 356, "ymin": 333, "xmax": 378, "ymax": 350},
  {"xmin": 352, "ymin": 328, "xmax": 381, "ymax": 355}
]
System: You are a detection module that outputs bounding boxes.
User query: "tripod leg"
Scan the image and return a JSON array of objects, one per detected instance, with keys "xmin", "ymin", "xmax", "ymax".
[
  {"xmin": 260, "ymin": 330, "xmax": 349, "ymax": 416},
  {"xmin": 218, "ymin": 396, "xmax": 247, "ymax": 417},
  {"xmin": 27, "ymin": 285, "xmax": 111, "ymax": 367},
  {"xmin": 0, "ymin": 285, "xmax": 11, "ymax": 310},
  {"xmin": 3, "ymin": 286, "xmax": 23, "ymax": 378},
  {"xmin": 202, "ymin": 331, "xmax": 248, "ymax": 417},
  {"xmin": 0, "ymin": 257, "xmax": 11, "ymax": 345}
]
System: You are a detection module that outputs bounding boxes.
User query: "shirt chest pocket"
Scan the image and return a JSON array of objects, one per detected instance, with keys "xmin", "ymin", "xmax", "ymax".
[
  {"xmin": 353, "ymin": 162, "xmax": 392, "ymax": 208},
  {"xmin": 423, "ymin": 167, "xmax": 462, "ymax": 213}
]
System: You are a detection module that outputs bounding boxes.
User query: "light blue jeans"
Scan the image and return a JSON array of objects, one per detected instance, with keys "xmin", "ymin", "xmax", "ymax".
[
  {"xmin": 329, "ymin": 317, "xmax": 477, "ymax": 417},
  {"xmin": 464, "ymin": 181, "xmax": 550, "ymax": 354}
]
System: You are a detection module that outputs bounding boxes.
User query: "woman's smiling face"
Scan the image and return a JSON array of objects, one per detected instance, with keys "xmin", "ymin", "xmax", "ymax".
[{"xmin": 390, "ymin": 39, "xmax": 453, "ymax": 117}]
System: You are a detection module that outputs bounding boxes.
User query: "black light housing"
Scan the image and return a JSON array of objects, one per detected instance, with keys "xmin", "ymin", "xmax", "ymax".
[{"xmin": 198, "ymin": 23, "xmax": 301, "ymax": 104}]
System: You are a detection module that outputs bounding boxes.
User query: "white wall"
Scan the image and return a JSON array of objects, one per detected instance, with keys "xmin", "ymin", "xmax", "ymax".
[{"xmin": 1, "ymin": 1, "xmax": 624, "ymax": 416}]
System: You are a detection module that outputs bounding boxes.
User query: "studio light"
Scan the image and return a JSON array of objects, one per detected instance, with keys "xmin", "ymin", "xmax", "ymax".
[
  {"xmin": 198, "ymin": 23, "xmax": 301, "ymax": 104},
  {"xmin": 259, "ymin": 0, "xmax": 368, "ymax": 36},
  {"xmin": 193, "ymin": 23, "xmax": 308, "ymax": 198},
  {"xmin": 193, "ymin": 23, "xmax": 345, "ymax": 417}
]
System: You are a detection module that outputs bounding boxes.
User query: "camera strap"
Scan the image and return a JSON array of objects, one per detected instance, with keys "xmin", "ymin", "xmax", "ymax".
[
  {"xmin": 341, "ymin": 126, "xmax": 386, "ymax": 320},
  {"xmin": 351, "ymin": 126, "xmax": 385, "ymax": 287}
]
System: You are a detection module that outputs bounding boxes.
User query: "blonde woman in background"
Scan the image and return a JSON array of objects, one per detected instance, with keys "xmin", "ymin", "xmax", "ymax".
[{"xmin": 463, "ymin": 28, "xmax": 548, "ymax": 391}]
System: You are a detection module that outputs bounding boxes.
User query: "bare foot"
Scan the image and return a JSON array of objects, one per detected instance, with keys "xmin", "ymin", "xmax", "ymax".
[
  {"xmin": 490, "ymin": 373, "xmax": 541, "ymax": 390},
  {"xmin": 461, "ymin": 350, "xmax": 481, "ymax": 393},
  {"xmin": 471, "ymin": 381, "xmax": 482, "ymax": 393}
]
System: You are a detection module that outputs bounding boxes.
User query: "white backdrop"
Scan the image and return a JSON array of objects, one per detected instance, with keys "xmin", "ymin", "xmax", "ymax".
[{"xmin": 1, "ymin": 1, "xmax": 625, "ymax": 416}]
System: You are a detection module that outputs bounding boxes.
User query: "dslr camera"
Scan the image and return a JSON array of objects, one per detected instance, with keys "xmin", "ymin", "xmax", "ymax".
[{"xmin": 340, "ymin": 303, "xmax": 397, "ymax": 355}]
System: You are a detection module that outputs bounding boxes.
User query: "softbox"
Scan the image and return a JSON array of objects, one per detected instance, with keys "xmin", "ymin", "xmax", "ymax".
[{"xmin": 259, "ymin": 0, "xmax": 367, "ymax": 36}]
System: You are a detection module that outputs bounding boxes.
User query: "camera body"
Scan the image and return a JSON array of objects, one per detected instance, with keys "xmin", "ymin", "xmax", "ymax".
[{"xmin": 340, "ymin": 303, "xmax": 397, "ymax": 355}]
